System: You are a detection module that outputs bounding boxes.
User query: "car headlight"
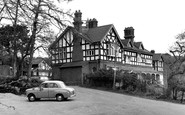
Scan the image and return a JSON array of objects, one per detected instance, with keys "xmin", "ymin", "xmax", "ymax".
[{"xmin": 67, "ymin": 90, "xmax": 70, "ymax": 94}]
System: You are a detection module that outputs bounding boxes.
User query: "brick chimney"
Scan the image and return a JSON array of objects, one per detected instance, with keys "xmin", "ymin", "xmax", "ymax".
[
  {"xmin": 151, "ymin": 50, "xmax": 155, "ymax": 54},
  {"xmin": 88, "ymin": 18, "xmax": 98, "ymax": 28},
  {"xmin": 124, "ymin": 27, "xmax": 135, "ymax": 41},
  {"xmin": 73, "ymin": 10, "xmax": 83, "ymax": 32}
]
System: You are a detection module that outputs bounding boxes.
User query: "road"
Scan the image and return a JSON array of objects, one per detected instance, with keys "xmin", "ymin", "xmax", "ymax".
[{"xmin": 0, "ymin": 86, "xmax": 185, "ymax": 115}]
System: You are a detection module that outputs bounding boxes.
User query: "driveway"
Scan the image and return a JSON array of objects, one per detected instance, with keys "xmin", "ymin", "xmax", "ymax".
[{"xmin": 0, "ymin": 86, "xmax": 185, "ymax": 115}]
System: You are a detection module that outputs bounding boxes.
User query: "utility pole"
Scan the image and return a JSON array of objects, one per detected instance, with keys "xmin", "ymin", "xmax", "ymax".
[{"xmin": 112, "ymin": 43, "xmax": 119, "ymax": 90}]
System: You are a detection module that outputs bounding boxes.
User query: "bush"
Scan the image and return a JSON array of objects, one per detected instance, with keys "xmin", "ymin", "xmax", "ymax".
[
  {"xmin": 86, "ymin": 69, "xmax": 113, "ymax": 87},
  {"xmin": 0, "ymin": 76, "xmax": 43, "ymax": 95},
  {"xmin": 146, "ymin": 84, "xmax": 164, "ymax": 96}
]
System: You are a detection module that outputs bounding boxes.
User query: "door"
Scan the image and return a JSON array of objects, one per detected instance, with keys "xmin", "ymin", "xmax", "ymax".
[
  {"xmin": 38, "ymin": 83, "xmax": 49, "ymax": 98},
  {"xmin": 61, "ymin": 67, "xmax": 82, "ymax": 84},
  {"xmin": 48, "ymin": 83, "xmax": 59, "ymax": 98}
]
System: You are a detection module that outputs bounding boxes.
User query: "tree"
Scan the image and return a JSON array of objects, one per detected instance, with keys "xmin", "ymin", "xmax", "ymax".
[
  {"xmin": 0, "ymin": 0, "xmax": 21, "ymax": 77},
  {"xmin": 0, "ymin": 25, "xmax": 30, "ymax": 77},
  {"xmin": 0, "ymin": 0, "xmax": 72, "ymax": 78},
  {"xmin": 167, "ymin": 32, "xmax": 185, "ymax": 102}
]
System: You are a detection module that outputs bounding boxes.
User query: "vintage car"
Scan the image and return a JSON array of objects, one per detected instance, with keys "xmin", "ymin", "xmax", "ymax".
[{"xmin": 26, "ymin": 80, "xmax": 76, "ymax": 102}]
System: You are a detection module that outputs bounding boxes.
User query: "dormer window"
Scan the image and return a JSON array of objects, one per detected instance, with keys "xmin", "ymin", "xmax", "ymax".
[{"xmin": 128, "ymin": 42, "xmax": 132, "ymax": 47}]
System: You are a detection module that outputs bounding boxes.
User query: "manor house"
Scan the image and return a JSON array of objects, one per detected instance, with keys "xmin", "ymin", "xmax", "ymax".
[{"xmin": 49, "ymin": 10, "xmax": 164, "ymax": 85}]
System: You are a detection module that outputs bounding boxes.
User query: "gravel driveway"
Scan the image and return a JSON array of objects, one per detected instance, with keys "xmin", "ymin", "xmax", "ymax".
[{"xmin": 0, "ymin": 86, "xmax": 185, "ymax": 115}]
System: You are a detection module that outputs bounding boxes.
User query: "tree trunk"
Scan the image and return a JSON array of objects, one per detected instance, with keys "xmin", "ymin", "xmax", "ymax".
[
  {"xmin": 12, "ymin": 0, "xmax": 20, "ymax": 78},
  {"xmin": 27, "ymin": 0, "xmax": 41, "ymax": 78},
  {"xmin": 172, "ymin": 88, "xmax": 178, "ymax": 100},
  {"xmin": 181, "ymin": 91, "xmax": 184, "ymax": 103}
]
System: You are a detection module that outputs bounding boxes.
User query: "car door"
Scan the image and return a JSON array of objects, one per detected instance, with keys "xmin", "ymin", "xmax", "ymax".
[
  {"xmin": 38, "ymin": 83, "xmax": 49, "ymax": 98},
  {"xmin": 48, "ymin": 83, "xmax": 59, "ymax": 98}
]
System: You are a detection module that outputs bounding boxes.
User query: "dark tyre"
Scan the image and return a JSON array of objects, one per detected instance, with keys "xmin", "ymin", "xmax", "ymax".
[
  {"xmin": 35, "ymin": 98, "xmax": 40, "ymax": 101},
  {"xmin": 64, "ymin": 98, "xmax": 68, "ymax": 101},
  {"xmin": 56, "ymin": 94, "xmax": 64, "ymax": 101},
  {"xmin": 28, "ymin": 94, "xmax": 36, "ymax": 102}
]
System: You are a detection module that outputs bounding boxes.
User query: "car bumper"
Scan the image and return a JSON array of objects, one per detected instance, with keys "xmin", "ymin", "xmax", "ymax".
[{"xmin": 70, "ymin": 93, "xmax": 76, "ymax": 98}]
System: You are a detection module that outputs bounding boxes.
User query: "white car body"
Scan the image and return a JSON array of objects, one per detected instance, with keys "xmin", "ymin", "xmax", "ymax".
[{"xmin": 26, "ymin": 80, "xmax": 76, "ymax": 102}]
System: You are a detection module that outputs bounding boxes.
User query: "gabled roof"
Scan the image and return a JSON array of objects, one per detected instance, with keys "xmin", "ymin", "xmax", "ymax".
[
  {"xmin": 84, "ymin": 24, "xmax": 113, "ymax": 42},
  {"xmin": 83, "ymin": 24, "xmax": 124, "ymax": 48},
  {"xmin": 134, "ymin": 42, "xmax": 144, "ymax": 49},
  {"xmin": 121, "ymin": 39, "xmax": 152, "ymax": 55},
  {"xmin": 49, "ymin": 26, "xmax": 94, "ymax": 49},
  {"xmin": 50, "ymin": 24, "xmax": 124, "ymax": 50},
  {"xmin": 121, "ymin": 39, "xmax": 130, "ymax": 47},
  {"xmin": 49, "ymin": 26, "xmax": 72, "ymax": 49},
  {"xmin": 153, "ymin": 53, "xmax": 162, "ymax": 61},
  {"xmin": 32, "ymin": 58, "xmax": 51, "ymax": 66},
  {"xmin": 32, "ymin": 58, "xmax": 43, "ymax": 65}
]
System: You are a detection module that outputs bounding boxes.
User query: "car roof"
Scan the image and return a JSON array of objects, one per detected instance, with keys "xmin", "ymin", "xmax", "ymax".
[{"xmin": 43, "ymin": 80, "xmax": 64, "ymax": 84}]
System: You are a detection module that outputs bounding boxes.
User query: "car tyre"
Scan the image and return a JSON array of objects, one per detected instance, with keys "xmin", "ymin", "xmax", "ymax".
[
  {"xmin": 56, "ymin": 94, "xmax": 64, "ymax": 101},
  {"xmin": 35, "ymin": 98, "xmax": 40, "ymax": 101},
  {"xmin": 28, "ymin": 94, "xmax": 36, "ymax": 102}
]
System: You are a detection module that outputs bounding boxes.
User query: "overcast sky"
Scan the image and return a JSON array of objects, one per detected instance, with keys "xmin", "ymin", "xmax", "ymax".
[{"xmin": 61, "ymin": 0, "xmax": 185, "ymax": 54}]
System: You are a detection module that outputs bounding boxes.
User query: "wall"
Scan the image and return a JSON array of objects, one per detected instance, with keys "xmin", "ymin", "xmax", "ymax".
[
  {"xmin": 52, "ymin": 65, "xmax": 61, "ymax": 80},
  {"xmin": 72, "ymin": 36, "xmax": 83, "ymax": 61}
]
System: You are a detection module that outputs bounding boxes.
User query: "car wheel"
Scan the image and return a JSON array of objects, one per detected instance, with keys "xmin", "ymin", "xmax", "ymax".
[
  {"xmin": 28, "ymin": 94, "xmax": 36, "ymax": 102},
  {"xmin": 56, "ymin": 94, "xmax": 64, "ymax": 101}
]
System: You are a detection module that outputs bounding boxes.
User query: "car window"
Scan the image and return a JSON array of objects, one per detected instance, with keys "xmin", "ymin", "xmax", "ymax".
[
  {"xmin": 49, "ymin": 83, "xmax": 58, "ymax": 88},
  {"xmin": 41, "ymin": 83, "xmax": 48, "ymax": 88},
  {"xmin": 59, "ymin": 82, "xmax": 66, "ymax": 88}
]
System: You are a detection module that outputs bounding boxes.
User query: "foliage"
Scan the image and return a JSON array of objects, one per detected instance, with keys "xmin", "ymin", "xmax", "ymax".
[
  {"xmin": 86, "ymin": 69, "xmax": 148, "ymax": 93},
  {"xmin": 0, "ymin": 0, "xmax": 73, "ymax": 78},
  {"xmin": 0, "ymin": 25, "xmax": 29, "ymax": 52},
  {"xmin": 0, "ymin": 76, "xmax": 43, "ymax": 95},
  {"xmin": 86, "ymin": 69, "xmax": 113, "ymax": 87},
  {"xmin": 0, "ymin": 25, "xmax": 30, "ymax": 77}
]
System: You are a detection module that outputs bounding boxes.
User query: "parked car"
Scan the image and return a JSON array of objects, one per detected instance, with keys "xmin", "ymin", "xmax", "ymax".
[{"xmin": 26, "ymin": 80, "xmax": 76, "ymax": 102}]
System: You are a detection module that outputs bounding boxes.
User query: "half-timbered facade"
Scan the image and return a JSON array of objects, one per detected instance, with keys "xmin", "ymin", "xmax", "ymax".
[
  {"xmin": 153, "ymin": 53, "xmax": 164, "ymax": 72},
  {"xmin": 49, "ymin": 10, "xmax": 164, "ymax": 85}
]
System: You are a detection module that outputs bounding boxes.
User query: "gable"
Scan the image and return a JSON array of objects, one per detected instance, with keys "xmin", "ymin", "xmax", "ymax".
[
  {"xmin": 101, "ymin": 26, "xmax": 124, "ymax": 49},
  {"xmin": 38, "ymin": 60, "xmax": 51, "ymax": 70},
  {"xmin": 57, "ymin": 28, "xmax": 74, "ymax": 48},
  {"xmin": 49, "ymin": 26, "xmax": 71, "ymax": 49}
]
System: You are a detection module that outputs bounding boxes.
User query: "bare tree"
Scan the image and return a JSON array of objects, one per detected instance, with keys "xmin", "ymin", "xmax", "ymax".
[
  {"xmin": 0, "ymin": 0, "xmax": 72, "ymax": 78},
  {"xmin": 167, "ymin": 32, "xmax": 185, "ymax": 102}
]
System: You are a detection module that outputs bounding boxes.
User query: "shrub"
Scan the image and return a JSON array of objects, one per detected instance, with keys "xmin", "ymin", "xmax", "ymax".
[
  {"xmin": 86, "ymin": 69, "xmax": 113, "ymax": 87},
  {"xmin": 146, "ymin": 84, "xmax": 164, "ymax": 96},
  {"xmin": 0, "ymin": 76, "xmax": 43, "ymax": 95}
]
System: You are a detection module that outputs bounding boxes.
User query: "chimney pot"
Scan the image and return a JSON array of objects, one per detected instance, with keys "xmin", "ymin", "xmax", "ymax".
[
  {"xmin": 88, "ymin": 18, "xmax": 98, "ymax": 28},
  {"xmin": 124, "ymin": 27, "xmax": 135, "ymax": 41},
  {"xmin": 73, "ymin": 10, "xmax": 83, "ymax": 32}
]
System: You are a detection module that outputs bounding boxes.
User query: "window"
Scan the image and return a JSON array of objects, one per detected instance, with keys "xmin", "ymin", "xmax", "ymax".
[
  {"xmin": 59, "ymin": 39, "xmax": 62, "ymax": 47},
  {"xmin": 59, "ymin": 48, "xmax": 67, "ymax": 59},
  {"xmin": 86, "ymin": 50, "xmax": 94, "ymax": 56},
  {"xmin": 41, "ymin": 83, "xmax": 48, "ymax": 88},
  {"xmin": 49, "ymin": 83, "xmax": 58, "ymax": 88},
  {"xmin": 107, "ymin": 44, "xmax": 115, "ymax": 56}
]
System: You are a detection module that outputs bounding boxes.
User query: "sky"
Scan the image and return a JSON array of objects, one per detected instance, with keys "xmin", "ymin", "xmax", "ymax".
[{"xmin": 61, "ymin": 0, "xmax": 185, "ymax": 54}]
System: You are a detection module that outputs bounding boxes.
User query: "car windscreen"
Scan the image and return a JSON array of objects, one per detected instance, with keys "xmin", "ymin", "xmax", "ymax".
[{"xmin": 59, "ymin": 82, "xmax": 66, "ymax": 88}]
